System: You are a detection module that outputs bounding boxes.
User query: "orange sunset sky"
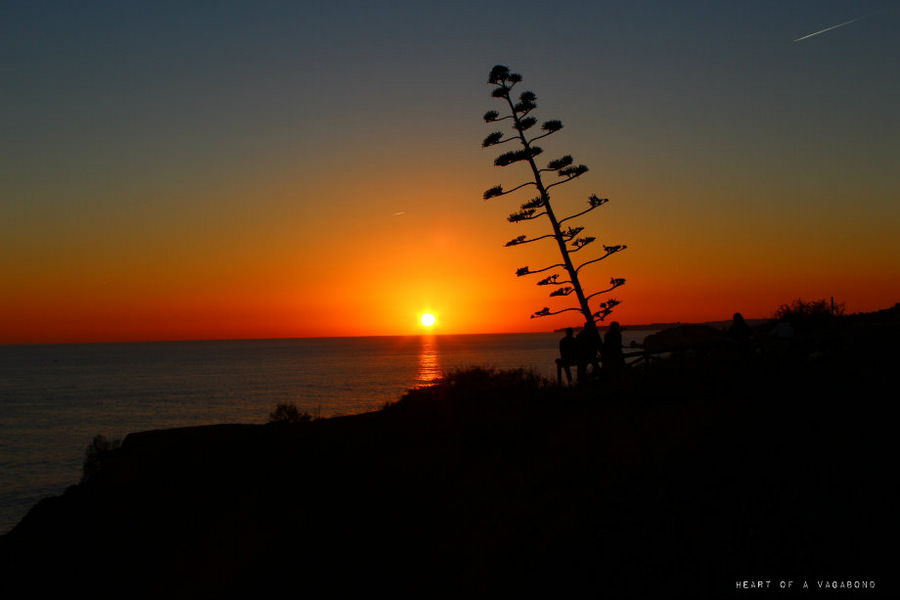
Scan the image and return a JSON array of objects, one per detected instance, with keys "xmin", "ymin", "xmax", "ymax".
[{"xmin": 2, "ymin": 1, "xmax": 898, "ymax": 344}]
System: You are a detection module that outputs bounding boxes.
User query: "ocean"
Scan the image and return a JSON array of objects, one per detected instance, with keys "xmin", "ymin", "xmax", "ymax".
[{"xmin": 0, "ymin": 330, "xmax": 653, "ymax": 534}]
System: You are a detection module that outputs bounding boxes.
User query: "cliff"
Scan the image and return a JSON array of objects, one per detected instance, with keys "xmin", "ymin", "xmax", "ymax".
[{"xmin": 1, "ymin": 318, "xmax": 895, "ymax": 598}]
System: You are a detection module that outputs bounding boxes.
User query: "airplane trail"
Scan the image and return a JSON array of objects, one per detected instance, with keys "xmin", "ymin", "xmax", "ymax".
[{"xmin": 793, "ymin": 16, "xmax": 865, "ymax": 42}]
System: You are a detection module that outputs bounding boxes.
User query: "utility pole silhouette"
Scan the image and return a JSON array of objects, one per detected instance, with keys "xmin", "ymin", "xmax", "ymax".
[{"xmin": 482, "ymin": 65, "xmax": 626, "ymax": 334}]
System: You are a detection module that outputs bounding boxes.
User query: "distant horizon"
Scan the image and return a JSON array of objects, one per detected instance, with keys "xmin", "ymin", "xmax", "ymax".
[
  {"xmin": 4, "ymin": 302, "xmax": 895, "ymax": 347},
  {"xmin": 0, "ymin": 327, "xmax": 682, "ymax": 348}
]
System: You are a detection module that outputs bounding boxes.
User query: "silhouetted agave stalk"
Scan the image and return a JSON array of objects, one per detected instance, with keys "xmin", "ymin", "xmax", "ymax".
[{"xmin": 482, "ymin": 65, "xmax": 626, "ymax": 331}]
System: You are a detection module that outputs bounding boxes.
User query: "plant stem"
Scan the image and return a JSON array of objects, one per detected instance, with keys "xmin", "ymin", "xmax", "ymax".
[{"xmin": 502, "ymin": 90, "xmax": 597, "ymax": 334}]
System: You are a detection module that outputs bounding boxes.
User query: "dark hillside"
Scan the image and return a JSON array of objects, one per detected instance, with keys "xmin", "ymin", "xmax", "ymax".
[{"xmin": 2, "ymin": 311, "xmax": 895, "ymax": 598}]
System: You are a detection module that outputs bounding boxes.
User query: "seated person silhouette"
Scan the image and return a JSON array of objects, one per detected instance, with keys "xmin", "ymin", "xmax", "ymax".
[{"xmin": 575, "ymin": 324, "xmax": 601, "ymax": 381}]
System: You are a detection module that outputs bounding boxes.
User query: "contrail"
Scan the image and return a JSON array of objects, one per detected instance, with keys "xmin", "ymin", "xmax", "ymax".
[{"xmin": 793, "ymin": 16, "xmax": 865, "ymax": 42}]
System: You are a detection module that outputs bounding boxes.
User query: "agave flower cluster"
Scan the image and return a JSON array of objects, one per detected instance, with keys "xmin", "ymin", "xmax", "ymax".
[{"xmin": 482, "ymin": 65, "xmax": 626, "ymax": 328}]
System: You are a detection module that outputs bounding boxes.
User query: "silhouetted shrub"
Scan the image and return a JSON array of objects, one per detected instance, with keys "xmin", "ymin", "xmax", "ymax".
[
  {"xmin": 384, "ymin": 366, "xmax": 558, "ymax": 420},
  {"xmin": 268, "ymin": 403, "xmax": 312, "ymax": 424},
  {"xmin": 441, "ymin": 366, "xmax": 550, "ymax": 395},
  {"xmin": 775, "ymin": 298, "xmax": 844, "ymax": 322},
  {"xmin": 81, "ymin": 434, "xmax": 121, "ymax": 484}
]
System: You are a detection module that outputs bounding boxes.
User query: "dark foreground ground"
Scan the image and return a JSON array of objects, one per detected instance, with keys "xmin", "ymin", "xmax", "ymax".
[{"xmin": 2, "ymin": 310, "xmax": 897, "ymax": 598}]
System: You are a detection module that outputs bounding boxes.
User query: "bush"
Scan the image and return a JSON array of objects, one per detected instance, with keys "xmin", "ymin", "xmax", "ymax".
[
  {"xmin": 269, "ymin": 403, "xmax": 312, "ymax": 424},
  {"xmin": 384, "ymin": 366, "xmax": 556, "ymax": 418},
  {"xmin": 81, "ymin": 434, "xmax": 121, "ymax": 484},
  {"xmin": 774, "ymin": 298, "xmax": 844, "ymax": 322}
]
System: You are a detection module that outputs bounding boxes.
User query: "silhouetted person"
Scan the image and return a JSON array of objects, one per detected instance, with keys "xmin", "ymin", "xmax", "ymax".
[
  {"xmin": 575, "ymin": 324, "xmax": 601, "ymax": 381},
  {"xmin": 728, "ymin": 312, "xmax": 751, "ymax": 343},
  {"xmin": 556, "ymin": 328, "xmax": 577, "ymax": 384},
  {"xmin": 602, "ymin": 322, "xmax": 625, "ymax": 370},
  {"xmin": 728, "ymin": 312, "xmax": 752, "ymax": 357}
]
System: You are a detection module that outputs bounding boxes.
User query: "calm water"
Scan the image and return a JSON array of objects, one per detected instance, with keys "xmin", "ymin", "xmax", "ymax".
[{"xmin": 0, "ymin": 331, "xmax": 652, "ymax": 533}]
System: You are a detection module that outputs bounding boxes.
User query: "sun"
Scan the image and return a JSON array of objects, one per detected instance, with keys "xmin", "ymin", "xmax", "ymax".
[{"xmin": 420, "ymin": 313, "xmax": 436, "ymax": 327}]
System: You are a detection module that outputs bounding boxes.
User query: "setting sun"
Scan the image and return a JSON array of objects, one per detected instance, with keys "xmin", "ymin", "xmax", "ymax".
[{"xmin": 420, "ymin": 313, "xmax": 436, "ymax": 327}]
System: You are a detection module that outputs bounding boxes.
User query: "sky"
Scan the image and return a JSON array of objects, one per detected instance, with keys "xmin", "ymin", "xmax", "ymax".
[{"xmin": 2, "ymin": 0, "xmax": 898, "ymax": 344}]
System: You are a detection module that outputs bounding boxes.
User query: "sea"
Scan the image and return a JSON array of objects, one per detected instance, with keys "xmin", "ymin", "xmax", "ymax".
[{"xmin": 0, "ymin": 330, "xmax": 654, "ymax": 534}]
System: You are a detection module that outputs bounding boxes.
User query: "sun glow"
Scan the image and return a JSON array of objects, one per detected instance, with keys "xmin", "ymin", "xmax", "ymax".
[{"xmin": 420, "ymin": 313, "xmax": 436, "ymax": 327}]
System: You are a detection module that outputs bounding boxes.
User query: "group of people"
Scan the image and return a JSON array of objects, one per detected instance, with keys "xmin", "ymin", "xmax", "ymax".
[
  {"xmin": 554, "ymin": 312, "xmax": 803, "ymax": 385},
  {"xmin": 556, "ymin": 322, "xmax": 625, "ymax": 384}
]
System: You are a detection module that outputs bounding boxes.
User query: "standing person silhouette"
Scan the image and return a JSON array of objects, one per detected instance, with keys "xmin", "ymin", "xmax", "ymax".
[
  {"xmin": 728, "ymin": 312, "xmax": 751, "ymax": 343},
  {"xmin": 557, "ymin": 328, "xmax": 578, "ymax": 384},
  {"xmin": 602, "ymin": 321, "xmax": 625, "ymax": 370},
  {"xmin": 728, "ymin": 312, "xmax": 752, "ymax": 357}
]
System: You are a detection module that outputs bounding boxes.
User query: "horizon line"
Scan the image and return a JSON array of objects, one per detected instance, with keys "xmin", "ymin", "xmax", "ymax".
[
  {"xmin": 8, "ymin": 303, "xmax": 896, "ymax": 347},
  {"xmin": 0, "ymin": 317, "xmax": 779, "ymax": 348}
]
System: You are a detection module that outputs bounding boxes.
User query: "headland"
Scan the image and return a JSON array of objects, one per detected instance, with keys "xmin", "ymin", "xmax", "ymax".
[{"xmin": 1, "ymin": 306, "xmax": 896, "ymax": 598}]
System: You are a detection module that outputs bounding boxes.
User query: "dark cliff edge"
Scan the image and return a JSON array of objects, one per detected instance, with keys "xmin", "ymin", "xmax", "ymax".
[{"xmin": 1, "ymin": 312, "xmax": 896, "ymax": 599}]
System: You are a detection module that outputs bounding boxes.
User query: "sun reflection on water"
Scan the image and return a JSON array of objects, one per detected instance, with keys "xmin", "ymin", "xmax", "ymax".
[{"xmin": 415, "ymin": 335, "xmax": 442, "ymax": 386}]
